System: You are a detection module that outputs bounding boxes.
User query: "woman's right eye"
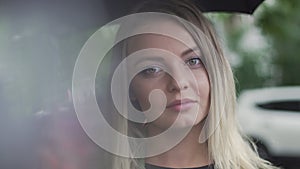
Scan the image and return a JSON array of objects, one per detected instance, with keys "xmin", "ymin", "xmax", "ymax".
[{"xmin": 140, "ymin": 66, "xmax": 162, "ymax": 77}]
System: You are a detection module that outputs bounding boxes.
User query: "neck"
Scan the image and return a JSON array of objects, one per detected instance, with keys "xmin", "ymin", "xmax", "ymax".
[{"xmin": 145, "ymin": 123, "xmax": 210, "ymax": 168}]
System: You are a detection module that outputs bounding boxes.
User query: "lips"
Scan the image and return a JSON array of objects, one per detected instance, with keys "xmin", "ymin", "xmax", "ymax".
[{"xmin": 166, "ymin": 99, "xmax": 197, "ymax": 111}]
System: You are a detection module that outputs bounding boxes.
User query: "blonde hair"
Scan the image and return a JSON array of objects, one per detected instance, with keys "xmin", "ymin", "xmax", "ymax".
[{"xmin": 105, "ymin": 1, "xmax": 281, "ymax": 169}]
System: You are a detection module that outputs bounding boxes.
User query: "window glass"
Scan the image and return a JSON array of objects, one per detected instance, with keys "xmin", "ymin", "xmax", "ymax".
[{"xmin": 257, "ymin": 100, "xmax": 300, "ymax": 112}]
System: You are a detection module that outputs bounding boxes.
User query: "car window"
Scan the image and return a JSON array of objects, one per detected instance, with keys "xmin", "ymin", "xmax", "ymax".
[{"xmin": 257, "ymin": 100, "xmax": 300, "ymax": 112}]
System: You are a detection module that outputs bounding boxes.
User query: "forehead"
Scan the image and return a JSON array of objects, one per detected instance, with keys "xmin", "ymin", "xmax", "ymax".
[{"xmin": 126, "ymin": 20, "xmax": 197, "ymax": 55}]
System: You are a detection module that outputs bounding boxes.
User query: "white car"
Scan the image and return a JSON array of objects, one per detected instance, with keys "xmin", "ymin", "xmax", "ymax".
[{"xmin": 237, "ymin": 86, "xmax": 300, "ymax": 160}]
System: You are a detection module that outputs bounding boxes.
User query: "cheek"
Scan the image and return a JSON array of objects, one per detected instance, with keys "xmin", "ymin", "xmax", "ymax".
[
  {"xmin": 130, "ymin": 79, "xmax": 154, "ymax": 110},
  {"xmin": 130, "ymin": 76, "xmax": 169, "ymax": 111},
  {"xmin": 194, "ymin": 71, "xmax": 210, "ymax": 108},
  {"xmin": 135, "ymin": 90, "xmax": 151, "ymax": 110}
]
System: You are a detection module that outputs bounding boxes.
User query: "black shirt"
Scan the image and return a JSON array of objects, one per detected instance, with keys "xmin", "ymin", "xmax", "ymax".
[{"xmin": 145, "ymin": 163, "xmax": 214, "ymax": 169}]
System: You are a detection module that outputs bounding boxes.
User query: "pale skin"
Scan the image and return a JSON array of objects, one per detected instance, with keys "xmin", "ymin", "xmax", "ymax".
[{"xmin": 127, "ymin": 20, "xmax": 211, "ymax": 168}]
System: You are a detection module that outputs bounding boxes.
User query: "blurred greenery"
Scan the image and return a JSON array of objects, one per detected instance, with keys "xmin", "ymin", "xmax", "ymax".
[
  {"xmin": 207, "ymin": 13, "xmax": 274, "ymax": 94},
  {"xmin": 0, "ymin": 0, "xmax": 299, "ymax": 116},
  {"xmin": 207, "ymin": 0, "xmax": 300, "ymax": 94},
  {"xmin": 256, "ymin": 0, "xmax": 300, "ymax": 86}
]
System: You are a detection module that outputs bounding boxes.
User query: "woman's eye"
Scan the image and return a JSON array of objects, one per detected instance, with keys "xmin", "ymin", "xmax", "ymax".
[
  {"xmin": 186, "ymin": 57, "xmax": 202, "ymax": 68},
  {"xmin": 140, "ymin": 66, "xmax": 162, "ymax": 76}
]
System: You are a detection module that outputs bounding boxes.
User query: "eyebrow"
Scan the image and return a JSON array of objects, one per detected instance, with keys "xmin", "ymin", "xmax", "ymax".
[
  {"xmin": 133, "ymin": 47, "xmax": 200, "ymax": 65},
  {"xmin": 134, "ymin": 56, "xmax": 165, "ymax": 65},
  {"xmin": 181, "ymin": 47, "xmax": 200, "ymax": 56}
]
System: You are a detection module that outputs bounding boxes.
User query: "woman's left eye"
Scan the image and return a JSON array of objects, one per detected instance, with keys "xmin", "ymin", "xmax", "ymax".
[{"xmin": 186, "ymin": 57, "xmax": 202, "ymax": 68}]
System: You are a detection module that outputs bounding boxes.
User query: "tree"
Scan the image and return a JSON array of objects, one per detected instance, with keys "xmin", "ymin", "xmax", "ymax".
[{"xmin": 257, "ymin": 0, "xmax": 300, "ymax": 86}]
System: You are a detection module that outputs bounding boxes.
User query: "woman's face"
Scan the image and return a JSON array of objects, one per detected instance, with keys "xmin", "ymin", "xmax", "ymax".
[{"xmin": 127, "ymin": 22, "xmax": 210, "ymax": 132}]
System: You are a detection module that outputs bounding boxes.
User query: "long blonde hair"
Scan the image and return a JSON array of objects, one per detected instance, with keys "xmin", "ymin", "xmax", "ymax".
[{"xmin": 106, "ymin": 1, "xmax": 281, "ymax": 169}]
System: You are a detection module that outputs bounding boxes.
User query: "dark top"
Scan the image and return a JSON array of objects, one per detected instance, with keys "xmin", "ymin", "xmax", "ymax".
[{"xmin": 145, "ymin": 163, "xmax": 214, "ymax": 169}]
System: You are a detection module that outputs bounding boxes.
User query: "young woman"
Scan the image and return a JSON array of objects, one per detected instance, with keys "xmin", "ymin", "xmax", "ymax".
[{"xmin": 100, "ymin": 0, "xmax": 281, "ymax": 169}]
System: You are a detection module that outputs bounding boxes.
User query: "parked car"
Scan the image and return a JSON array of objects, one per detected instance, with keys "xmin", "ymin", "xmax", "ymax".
[{"xmin": 237, "ymin": 86, "xmax": 300, "ymax": 161}]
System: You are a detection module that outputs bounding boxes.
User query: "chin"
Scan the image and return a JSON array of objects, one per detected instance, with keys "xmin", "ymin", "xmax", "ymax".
[{"xmin": 172, "ymin": 116, "xmax": 202, "ymax": 129}]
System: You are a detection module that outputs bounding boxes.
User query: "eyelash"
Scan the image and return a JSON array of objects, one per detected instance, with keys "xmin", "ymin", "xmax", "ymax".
[
  {"xmin": 140, "ymin": 56, "xmax": 203, "ymax": 77},
  {"xmin": 140, "ymin": 65, "xmax": 163, "ymax": 77},
  {"xmin": 186, "ymin": 57, "xmax": 203, "ymax": 68}
]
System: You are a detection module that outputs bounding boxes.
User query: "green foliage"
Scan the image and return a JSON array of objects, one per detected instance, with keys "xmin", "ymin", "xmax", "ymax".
[
  {"xmin": 256, "ymin": 0, "xmax": 300, "ymax": 85},
  {"xmin": 208, "ymin": 0, "xmax": 300, "ymax": 93},
  {"xmin": 208, "ymin": 13, "xmax": 274, "ymax": 93}
]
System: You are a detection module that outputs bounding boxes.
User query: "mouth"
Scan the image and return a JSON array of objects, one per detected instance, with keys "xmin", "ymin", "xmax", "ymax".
[{"xmin": 166, "ymin": 99, "xmax": 197, "ymax": 112}]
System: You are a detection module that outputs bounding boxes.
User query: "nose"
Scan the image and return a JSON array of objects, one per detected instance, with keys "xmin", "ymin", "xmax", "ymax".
[{"xmin": 166, "ymin": 67, "xmax": 190, "ymax": 93}]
